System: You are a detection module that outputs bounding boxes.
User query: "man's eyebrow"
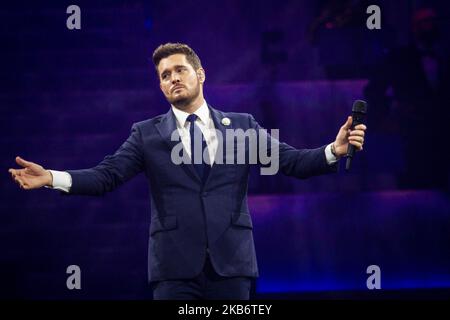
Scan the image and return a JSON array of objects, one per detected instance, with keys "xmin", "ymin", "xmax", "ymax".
[
  {"xmin": 173, "ymin": 64, "xmax": 187, "ymax": 69},
  {"xmin": 161, "ymin": 65, "xmax": 187, "ymax": 75}
]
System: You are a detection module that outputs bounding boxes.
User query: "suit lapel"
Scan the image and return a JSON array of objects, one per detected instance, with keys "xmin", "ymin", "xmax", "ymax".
[{"xmin": 204, "ymin": 105, "xmax": 233, "ymax": 186}]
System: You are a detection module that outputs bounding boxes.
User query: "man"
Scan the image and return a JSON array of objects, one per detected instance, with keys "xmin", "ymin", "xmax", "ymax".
[{"xmin": 9, "ymin": 43, "xmax": 366, "ymax": 300}]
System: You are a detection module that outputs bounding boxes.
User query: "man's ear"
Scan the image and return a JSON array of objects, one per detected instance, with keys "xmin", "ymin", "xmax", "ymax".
[{"xmin": 197, "ymin": 68, "xmax": 206, "ymax": 84}]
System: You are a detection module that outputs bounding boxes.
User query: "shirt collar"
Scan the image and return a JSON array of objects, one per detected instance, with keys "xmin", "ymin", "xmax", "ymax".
[{"xmin": 171, "ymin": 100, "xmax": 210, "ymax": 127}]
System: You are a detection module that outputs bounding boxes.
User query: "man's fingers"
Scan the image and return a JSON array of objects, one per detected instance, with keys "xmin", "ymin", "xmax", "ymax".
[
  {"xmin": 341, "ymin": 120, "xmax": 366, "ymax": 137},
  {"xmin": 14, "ymin": 176, "xmax": 23, "ymax": 187},
  {"xmin": 11, "ymin": 171, "xmax": 25, "ymax": 185},
  {"xmin": 9, "ymin": 169, "xmax": 23, "ymax": 178},
  {"xmin": 9, "ymin": 169, "xmax": 32, "ymax": 190},
  {"xmin": 342, "ymin": 116, "xmax": 353, "ymax": 130},
  {"xmin": 350, "ymin": 129, "xmax": 365, "ymax": 137},
  {"xmin": 15, "ymin": 156, "xmax": 33, "ymax": 168},
  {"xmin": 9, "ymin": 169, "xmax": 18, "ymax": 179},
  {"xmin": 349, "ymin": 140, "xmax": 363, "ymax": 150},
  {"xmin": 15, "ymin": 177, "xmax": 30, "ymax": 189},
  {"xmin": 349, "ymin": 136, "xmax": 364, "ymax": 143},
  {"xmin": 355, "ymin": 124, "xmax": 367, "ymax": 131}
]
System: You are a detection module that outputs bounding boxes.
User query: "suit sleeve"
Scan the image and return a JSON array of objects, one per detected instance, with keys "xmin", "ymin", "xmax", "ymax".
[
  {"xmin": 66, "ymin": 123, "xmax": 145, "ymax": 196},
  {"xmin": 248, "ymin": 114, "xmax": 338, "ymax": 179}
]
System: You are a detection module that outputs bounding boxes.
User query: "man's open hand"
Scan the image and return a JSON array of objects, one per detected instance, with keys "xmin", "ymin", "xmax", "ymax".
[
  {"xmin": 333, "ymin": 116, "xmax": 367, "ymax": 157},
  {"xmin": 8, "ymin": 156, "xmax": 53, "ymax": 190}
]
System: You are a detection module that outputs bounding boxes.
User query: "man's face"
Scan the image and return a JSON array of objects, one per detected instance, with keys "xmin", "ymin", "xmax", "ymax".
[{"xmin": 157, "ymin": 53, "xmax": 204, "ymax": 109}]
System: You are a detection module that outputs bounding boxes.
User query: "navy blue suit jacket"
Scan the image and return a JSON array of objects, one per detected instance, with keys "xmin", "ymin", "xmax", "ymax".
[{"xmin": 66, "ymin": 106, "xmax": 338, "ymax": 282}]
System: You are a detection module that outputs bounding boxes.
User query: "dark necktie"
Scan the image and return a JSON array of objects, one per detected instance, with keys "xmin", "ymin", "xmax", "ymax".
[{"xmin": 186, "ymin": 114, "xmax": 210, "ymax": 182}]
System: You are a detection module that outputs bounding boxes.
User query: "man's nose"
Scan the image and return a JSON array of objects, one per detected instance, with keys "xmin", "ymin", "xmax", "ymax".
[{"xmin": 171, "ymin": 74, "xmax": 181, "ymax": 84}]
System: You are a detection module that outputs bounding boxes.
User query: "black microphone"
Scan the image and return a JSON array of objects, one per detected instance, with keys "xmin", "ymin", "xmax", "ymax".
[{"xmin": 345, "ymin": 100, "xmax": 367, "ymax": 171}]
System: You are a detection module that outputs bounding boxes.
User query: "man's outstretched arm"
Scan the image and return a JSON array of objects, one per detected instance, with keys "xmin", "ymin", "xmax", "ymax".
[
  {"xmin": 249, "ymin": 114, "xmax": 366, "ymax": 178},
  {"xmin": 9, "ymin": 123, "xmax": 145, "ymax": 195}
]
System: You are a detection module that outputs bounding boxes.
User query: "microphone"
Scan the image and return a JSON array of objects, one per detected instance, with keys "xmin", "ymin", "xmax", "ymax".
[{"xmin": 345, "ymin": 100, "xmax": 367, "ymax": 171}]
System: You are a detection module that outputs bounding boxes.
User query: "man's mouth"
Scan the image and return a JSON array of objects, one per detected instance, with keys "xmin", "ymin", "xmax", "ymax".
[{"xmin": 172, "ymin": 85, "xmax": 185, "ymax": 93}]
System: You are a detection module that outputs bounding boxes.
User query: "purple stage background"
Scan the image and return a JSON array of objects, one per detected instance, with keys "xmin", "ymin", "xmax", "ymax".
[{"xmin": 1, "ymin": 1, "xmax": 449, "ymax": 299}]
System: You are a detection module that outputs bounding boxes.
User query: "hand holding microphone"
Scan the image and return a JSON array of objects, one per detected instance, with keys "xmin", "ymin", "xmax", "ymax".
[{"xmin": 332, "ymin": 100, "xmax": 368, "ymax": 171}]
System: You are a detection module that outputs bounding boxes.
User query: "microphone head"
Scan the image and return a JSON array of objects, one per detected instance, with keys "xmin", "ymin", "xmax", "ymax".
[{"xmin": 352, "ymin": 100, "xmax": 368, "ymax": 114}]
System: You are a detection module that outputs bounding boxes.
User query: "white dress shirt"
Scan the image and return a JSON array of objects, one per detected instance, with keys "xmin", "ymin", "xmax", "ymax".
[
  {"xmin": 48, "ymin": 100, "xmax": 337, "ymax": 192},
  {"xmin": 171, "ymin": 100, "xmax": 218, "ymax": 166}
]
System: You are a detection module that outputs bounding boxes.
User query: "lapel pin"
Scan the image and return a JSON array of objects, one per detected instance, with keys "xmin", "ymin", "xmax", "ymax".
[{"xmin": 221, "ymin": 117, "xmax": 231, "ymax": 126}]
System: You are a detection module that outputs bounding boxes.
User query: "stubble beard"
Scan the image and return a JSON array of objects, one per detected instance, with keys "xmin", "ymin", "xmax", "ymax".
[{"xmin": 168, "ymin": 80, "xmax": 201, "ymax": 111}]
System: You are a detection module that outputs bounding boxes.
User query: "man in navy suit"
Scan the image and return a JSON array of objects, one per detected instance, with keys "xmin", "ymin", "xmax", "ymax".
[{"xmin": 9, "ymin": 43, "xmax": 366, "ymax": 300}]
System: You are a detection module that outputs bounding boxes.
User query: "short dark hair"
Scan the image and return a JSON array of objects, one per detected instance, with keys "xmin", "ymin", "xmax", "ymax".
[{"xmin": 152, "ymin": 43, "xmax": 202, "ymax": 75}]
